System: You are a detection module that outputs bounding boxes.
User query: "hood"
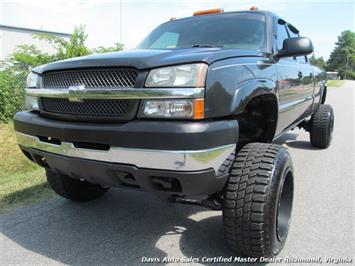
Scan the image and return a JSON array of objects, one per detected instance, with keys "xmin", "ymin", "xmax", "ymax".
[{"xmin": 33, "ymin": 48, "xmax": 263, "ymax": 74}]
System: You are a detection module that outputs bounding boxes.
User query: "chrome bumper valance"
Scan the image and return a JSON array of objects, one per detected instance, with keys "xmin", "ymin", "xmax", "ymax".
[{"xmin": 16, "ymin": 132, "xmax": 235, "ymax": 173}]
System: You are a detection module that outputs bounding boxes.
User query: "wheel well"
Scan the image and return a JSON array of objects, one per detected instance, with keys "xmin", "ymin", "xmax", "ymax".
[{"xmin": 236, "ymin": 94, "xmax": 278, "ymax": 145}]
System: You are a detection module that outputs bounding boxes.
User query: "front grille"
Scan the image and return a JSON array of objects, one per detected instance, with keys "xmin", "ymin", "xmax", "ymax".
[
  {"xmin": 41, "ymin": 98, "xmax": 138, "ymax": 120},
  {"xmin": 42, "ymin": 68, "xmax": 138, "ymax": 88}
]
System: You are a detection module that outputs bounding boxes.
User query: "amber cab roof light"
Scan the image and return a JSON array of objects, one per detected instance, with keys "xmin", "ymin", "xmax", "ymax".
[
  {"xmin": 250, "ymin": 6, "xmax": 258, "ymax": 10},
  {"xmin": 193, "ymin": 8, "xmax": 224, "ymax": 16}
]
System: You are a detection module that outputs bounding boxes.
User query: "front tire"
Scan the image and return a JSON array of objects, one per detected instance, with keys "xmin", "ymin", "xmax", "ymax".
[
  {"xmin": 222, "ymin": 143, "xmax": 294, "ymax": 258},
  {"xmin": 46, "ymin": 170, "xmax": 109, "ymax": 202},
  {"xmin": 309, "ymin": 104, "xmax": 334, "ymax": 148}
]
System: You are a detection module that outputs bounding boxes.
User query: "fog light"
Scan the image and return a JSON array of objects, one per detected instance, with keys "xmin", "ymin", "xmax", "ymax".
[{"xmin": 143, "ymin": 98, "xmax": 204, "ymax": 119}]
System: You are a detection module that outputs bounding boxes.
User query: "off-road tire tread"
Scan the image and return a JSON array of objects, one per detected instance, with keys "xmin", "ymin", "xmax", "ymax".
[
  {"xmin": 223, "ymin": 143, "xmax": 284, "ymax": 257},
  {"xmin": 310, "ymin": 104, "xmax": 333, "ymax": 148},
  {"xmin": 218, "ymin": 150, "xmax": 236, "ymax": 175}
]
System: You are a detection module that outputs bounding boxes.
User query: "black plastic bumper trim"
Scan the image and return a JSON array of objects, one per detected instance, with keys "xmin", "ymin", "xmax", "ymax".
[
  {"xmin": 21, "ymin": 147, "xmax": 229, "ymax": 196},
  {"xmin": 14, "ymin": 111, "xmax": 239, "ymax": 150}
]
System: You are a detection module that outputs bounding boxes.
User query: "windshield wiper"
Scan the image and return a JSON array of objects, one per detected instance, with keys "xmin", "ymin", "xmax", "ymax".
[{"xmin": 191, "ymin": 44, "xmax": 224, "ymax": 48}]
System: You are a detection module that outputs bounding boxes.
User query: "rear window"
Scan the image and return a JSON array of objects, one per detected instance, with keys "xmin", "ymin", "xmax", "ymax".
[{"xmin": 138, "ymin": 13, "xmax": 266, "ymax": 50}]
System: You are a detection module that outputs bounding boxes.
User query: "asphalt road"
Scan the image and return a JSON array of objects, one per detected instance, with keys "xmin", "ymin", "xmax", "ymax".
[{"xmin": 1, "ymin": 81, "xmax": 354, "ymax": 266}]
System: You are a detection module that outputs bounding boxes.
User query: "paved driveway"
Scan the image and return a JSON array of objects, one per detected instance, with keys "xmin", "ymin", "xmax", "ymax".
[{"xmin": 1, "ymin": 82, "xmax": 354, "ymax": 265}]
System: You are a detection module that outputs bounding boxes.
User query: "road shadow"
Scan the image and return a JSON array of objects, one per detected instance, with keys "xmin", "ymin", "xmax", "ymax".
[
  {"xmin": 273, "ymin": 132, "xmax": 319, "ymax": 150},
  {"xmin": 0, "ymin": 188, "xmax": 265, "ymax": 265}
]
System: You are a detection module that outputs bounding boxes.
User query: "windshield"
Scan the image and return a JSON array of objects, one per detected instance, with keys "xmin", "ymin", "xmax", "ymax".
[{"xmin": 137, "ymin": 13, "xmax": 266, "ymax": 50}]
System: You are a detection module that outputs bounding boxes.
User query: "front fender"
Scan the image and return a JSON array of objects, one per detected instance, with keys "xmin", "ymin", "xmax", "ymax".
[
  {"xmin": 230, "ymin": 79, "xmax": 277, "ymax": 115},
  {"xmin": 205, "ymin": 57, "xmax": 278, "ymax": 118}
]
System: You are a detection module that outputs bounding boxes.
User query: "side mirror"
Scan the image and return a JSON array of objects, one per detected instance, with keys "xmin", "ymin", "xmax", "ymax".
[{"xmin": 276, "ymin": 37, "xmax": 313, "ymax": 58}]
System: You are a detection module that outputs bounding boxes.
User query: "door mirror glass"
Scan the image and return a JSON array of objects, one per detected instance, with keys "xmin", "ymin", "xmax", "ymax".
[{"xmin": 276, "ymin": 37, "xmax": 313, "ymax": 58}]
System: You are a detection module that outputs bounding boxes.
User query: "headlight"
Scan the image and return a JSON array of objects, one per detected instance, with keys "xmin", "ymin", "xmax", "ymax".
[
  {"xmin": 142, "ymin": 98, "xmax": 204, "ymax": 119},
  {"xmin": 145, "ymin": 63, "xmax": 208, "ymax": 87},
  {"xmin": 26, "ymin": 72, "xmax": 40, "ymax": 88},
  {"xmin": 25, "ymin": 95, "xmax": 39, "ymax": 111}
]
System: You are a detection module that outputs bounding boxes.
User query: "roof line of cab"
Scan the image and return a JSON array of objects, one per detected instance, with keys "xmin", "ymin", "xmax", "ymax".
[
  {"xmin": 166, "ymin": 9, "xmax": 275, "ymax": 23},
  {"xmin": 166, "ymin": 8, "xmax": 299, "ymax": 35}
]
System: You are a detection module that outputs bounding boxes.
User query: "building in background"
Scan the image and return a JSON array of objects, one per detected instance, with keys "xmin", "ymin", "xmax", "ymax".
[
  {"xmin": 0, "ymin": 24, "xmax": 71, "ymax": 61},
  {"xmin": 326, "ymin": 71, "xmax": 339, "ymax": 80}
]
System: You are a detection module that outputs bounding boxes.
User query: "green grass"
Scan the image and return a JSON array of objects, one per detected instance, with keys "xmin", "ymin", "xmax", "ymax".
[
  {"xmin": 327, "ymin": 80, "xmax": 345, "ymax": 87},
  {"xmin": 0, "ymin": 123, "xmax": 53, "ymax": 211}
]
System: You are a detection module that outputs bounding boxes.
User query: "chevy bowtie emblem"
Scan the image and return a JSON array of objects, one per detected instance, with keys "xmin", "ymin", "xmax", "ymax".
[{"xmin": 68, "ymin": 84, "xmax": 86, "ymax": 102}]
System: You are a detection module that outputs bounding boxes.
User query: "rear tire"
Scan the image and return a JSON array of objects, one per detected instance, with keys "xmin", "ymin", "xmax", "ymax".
[
  {"xmin": 46, "ymin": 170, "xmax": 108, "ymax": 202},
  {"xmin": 222, "ymin": 143, "xmax": 294, "ymax": 258},
  {"xmin": 309, "ymin": 104, "xmax": 334, "ymax": 148}
]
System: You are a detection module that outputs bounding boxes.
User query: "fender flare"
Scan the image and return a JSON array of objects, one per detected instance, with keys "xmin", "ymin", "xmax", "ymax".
[
  {"xmin": 320, "ymin": 85, "xmax": 327, "ymax": 104},
  {"xmin": 230, "ymin": 78, "xmax": 278, "ymax": 115}
]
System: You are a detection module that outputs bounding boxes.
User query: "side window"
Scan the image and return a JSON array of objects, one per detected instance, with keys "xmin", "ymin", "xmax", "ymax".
[
  {"xmin": 276, "ymin": 22, "xmax": 289, "ymax": 50},
  {"xmin": 151, "ymin": 32, "xmax": 179, "ymax": 49}
]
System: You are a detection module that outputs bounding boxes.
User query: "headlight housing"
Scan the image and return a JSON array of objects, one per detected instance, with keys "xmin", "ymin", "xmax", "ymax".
[
  {"xmin": 26, "ymin": 72, "xmax": 40, "ymax": 88},
  {"xmin": 145, "ymin": 63, "xmax": 207, "ymax": 87},
  {"xmin": 142, "ymin": 98, "xmax": 204, "ymax": 119},
  {"xmin": 25, "ymin": 72, "xmax": 40, "ymax": 110},
  {"xmin": 25, "ymin": 95, "xmax": 39, "ymax": 111}
]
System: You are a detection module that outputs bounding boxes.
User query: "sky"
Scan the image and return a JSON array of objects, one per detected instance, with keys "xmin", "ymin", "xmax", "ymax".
[{"xmin": 0, "ymin": 0, "xmax": 354, "ymax": 60}]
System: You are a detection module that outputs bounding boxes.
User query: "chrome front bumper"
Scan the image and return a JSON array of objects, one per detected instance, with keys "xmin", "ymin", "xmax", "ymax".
[{"xmin": 16, "ymin": 132, "xmax": 235, "ymax": 173}]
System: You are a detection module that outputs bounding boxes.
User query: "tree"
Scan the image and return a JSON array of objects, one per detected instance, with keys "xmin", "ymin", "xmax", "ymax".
[
  {"xmin": 309, "ymin": 55, "xmax": 327, "ymax": 69},
  {"xmin": 0, "ymin": 45, "xmax": 53, "ymax": 122},
  {"xmin": 3, "ymin": 25, "xmax": 125, "ymax": 72},
  {"xmin": 33, "ymin": 25, "xmax": 91, "ymax": 60},
  {"xmin": 93, "ymin": 43, "xmax": 125, "ymax": 54},
  {"xmin": 327, "ymin": 30, "xmax": 355, "ymax": 79},
  {"xmin": 0, "ymin": 70, "xmax": 25, "ymax": 122},
  {"xmin": 2, "ymin": 45, "xmax": 53, "ymax": 75},
  {"xmin": 34, "ymin": 25, "xmax": 124, "ymax": 58},
  {"xmin": 0, "ymin": 25, "xmax": 124, "ymax": 122}
]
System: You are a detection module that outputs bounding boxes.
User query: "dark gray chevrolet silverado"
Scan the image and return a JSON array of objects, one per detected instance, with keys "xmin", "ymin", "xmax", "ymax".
[{"xmin": 14, "ymin": 8, "xmax": 334, "ymax": 258}]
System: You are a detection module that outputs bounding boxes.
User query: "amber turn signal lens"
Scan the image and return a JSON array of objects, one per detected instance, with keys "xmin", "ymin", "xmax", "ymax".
[
  {"xmin": 193, "ymin": 8, "xmax": 224, "ymax": 16},
  {"xmin": 193, "ymin": 98, "xmax": 205, "ymax": 119}
]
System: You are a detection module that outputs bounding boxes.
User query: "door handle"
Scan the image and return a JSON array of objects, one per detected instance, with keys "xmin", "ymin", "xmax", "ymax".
[{"xmin": 298, "ymin": 71, "xmax": 303, "ymax": 79}]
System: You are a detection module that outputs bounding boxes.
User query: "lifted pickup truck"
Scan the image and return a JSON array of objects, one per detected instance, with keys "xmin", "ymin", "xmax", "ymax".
[{"xmin": 15, "ymin": 8, "xmax": 334, "ymax": 258}]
